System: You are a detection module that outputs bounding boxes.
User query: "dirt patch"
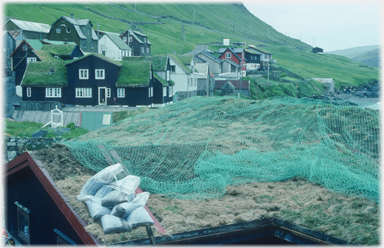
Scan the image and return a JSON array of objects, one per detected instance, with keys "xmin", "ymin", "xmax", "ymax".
[{"xmin": 31, "ymin": 146, "xmax": 379, "ymax": 245}]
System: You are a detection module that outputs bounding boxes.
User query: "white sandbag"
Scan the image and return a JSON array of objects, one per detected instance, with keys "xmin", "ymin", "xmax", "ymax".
[
  {"xmin": 126, "ymin": 207, "xmax": 154, "ymax": 229},
  {"xmin": 111, "ymin": 192, "xmax": 150, "ymax": 219},
  {"xmin": 101, "ymin": 215, "xmax": 131, "ymax": 234},
  {"xmin": 95, "ymin": 185, "xmax": 115, "ymax": 199},
  {"xmin": 85, "ymin": 196, "xmax": 111, "ymax": 221},
  {"xmin": 101, "ymin": 190, "xmax": 134, "ymax": 208},
  {"xmin": 77, "ymin": 163, "xmax": 128, "ymax": 202},
  {"xmin": 110, "ymin": 175, "xmax": 141, "ymax": 195}
]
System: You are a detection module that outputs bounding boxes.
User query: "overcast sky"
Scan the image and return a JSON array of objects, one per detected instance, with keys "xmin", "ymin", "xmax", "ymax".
[{"xmin": 243, "ymin": 1, "xmax": 382, "ymax": 52}]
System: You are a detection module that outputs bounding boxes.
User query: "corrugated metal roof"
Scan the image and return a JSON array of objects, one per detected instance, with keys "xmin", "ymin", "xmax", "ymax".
[
  {"xmin": 74, "ymin": 25, "xmax": 86, "ymax": 39},
  {"xmin": 218, "ymin": 48, "xmax": 243, "ymax": 54},
  {"xmin": 105, "ymin": 33, "xmax": 130, "ymax": 50},
  {"xmin": 63, "ymin": 16, "xmax": 90, "ymax": 26},
  {"xmin": 222, "ymin": 59, "xmax": 240, "ymax": 67},
  {"xmin": 198, "ymin": 51, "xmax": 221, "ymax": 63},
  {"xmin": 131, "ymin": 32, "xmax": 143, "ymax": 44},
  {"xmin": 215, "ymin": 80, "xmax": 249, "ymax": 90},
  {"xmin": 132, "ymin": 30, "xmax": 147, "ymax": 37},
  {"xmin": 312, "ymin": 78, "xmax": 334, "ymax": 84},
  {"xmin": 8, "ymin": 19, "xmax": 50, "ymax": 33}
]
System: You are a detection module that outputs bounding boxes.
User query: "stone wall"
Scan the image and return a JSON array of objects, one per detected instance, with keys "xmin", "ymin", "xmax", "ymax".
[{"xmin": 5, "ymin": 136, "xmax": 67, "ymax": 162}]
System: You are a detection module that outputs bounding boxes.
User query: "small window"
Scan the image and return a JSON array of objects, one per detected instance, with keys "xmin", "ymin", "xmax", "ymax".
[
  {"xmin": 66, "ymin": 27, "xmax": 71, "ymax": 33},
  {"xmin": 141, "ymin": 47, "xmax": 144, "ymax": 54},
  {"xmin": 91, "ymin": 42, "xmax": 94, "ymax": 49},
  {"xmin": 76, "ymin": 88, "xmax": 92, "ymax": 98},
  {"xmin": 166, "ymin": 71, "xmax": 170, "ymax": 81},
  {"xmin": 54, "ymin": 55, "xmax": 59, "ymax": 59},
  {"xmin": 22, "ymin": 45, "xmax": 28, "ymax": 51},
  {"xmin": 79, "ymin": 69, "xmax": 88, "ymax": 79},
  {"xmin": 170, "ymin": 65, "xmax": 175, "ymax": 72},
  {"xmin": 151, "ymin": 87, "xmax": 153, "ymax": 97},
  {"xmin": 107, "ymin": 88, "xmax": 111, "ymax": 98},
  {"xmin": 117, "ymin": 88, "xmax": 125, "ymax": 98},
  {"xmin": 225, "ymin": 52, "xmax": 231, "ymax": 58},
  {"xmin": 123, "ymin": 37, "xmax": 127, "ymax": 42},
  {"xmin": 87, "ymin": 28, "xmax": 90, "ymax": 35},
  {"xmin": 27, "ymin": 88, "xmax": 31, "ymax": 97},
  {"xmin": 46, "ymin": 88, "xmax": 61, "ymax": 98},
  {"xmin": 56, "ymin": 28, "xmax": 61, "ymax": 33},
  {"xmin": 146, "ymin": 47, "xmax": 149, "ymax": 53},
  {"xmin": 15, "ymin": 202, "xmax": 30, "ymax": 244},
  {"xmin": 27, "ymin": 57, "xmax": 36, "ymax": 64},
  {"xmin": 149, "ymin": 71, "xmax": 152, "ymax": 80},
  {"xmin": 73, "ymin": 57, "xmax": 78, "ymax": 60},
  {"xmin": 148, "ymin": 88, "xmax": 151, "ymax": 98},
  {"xmin": 163, "ymin": 86, "xmax": 166, "ymax": 97},
  {"xmin": 143, "ymin": 37, "xmax": 147, "ymax": 43},
  {"xmin": 129, "ymin": 36, "xmax": 132, "ymax": 42},
  {"xmin": 83, "ymin": 41, "xmax": 86, "ymax": 48},
  {"xmin": 95, "ymin": 69, "xmax": 105, "ymax": 79}
]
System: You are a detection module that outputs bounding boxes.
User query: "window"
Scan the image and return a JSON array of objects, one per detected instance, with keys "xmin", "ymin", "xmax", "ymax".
[
  {"xmin": 170, "ymin": 65, "xmax": 175, "ymax": 72},
  {"xmin": 167, "ymin": 71, "xmax": 170, "ymax": 81},
  {"xmin": 143, "ymin": 37, "xmax": 147, "ymax": 43},
  {"xmin": 95, "ymin": 69, "xmax": 105, "ymax": 79},
  {"xmin": 151, "ymin": 87, "xmax": 153, "ymax": 97},
  {"xmin": 54, "ymin": 229, "xmax": 77, "ymax": 246},
  {"xmin": 225, "ymin": 52, "xmax": 231, "ymax": 58},
  {"xmin": 91, "ymin": 42, "xmax": 94, "ymax": 49},
  {"xmin": 27, "ymin": 57, "xmax": 36, "ymax": 64},
  {"xmin": 163, "ymin": 86, "xmax": 166, "ymax": 97},
  {"xmin": 194, "ymin": 78, "xmax": 196, "ymax": 86},
  {"xmin": 73, "ymin": 57, "xmax": 78, "ymax": 60},
  {"xmin": 149, "ymin": 71, "xmax": 152, "ymax": 79},
  {"xmin": 56, "ymin": 28, "xmax": 61, "ymax": 33},
  {"xmin": 22, "ymin": 45, "xmax": 28, "ymax": 51},
  {"xmin": 83, "ymin": 41, "xmax": 86, "ymax": 48},
  {"xmin": 129, "ymin": 37, "xmax": 132, "ymax": 42},
  {"xmin": 107, "ymin": 88, "xmax": 111, "ymax": 98},
  {"xmin": 46, "ymin": 88, "xmax": 61, "ymax": 98},
  {"xmin": 15, "ymin": 202, "xmax": 30, "ymax": 244},
  {"xmin": 27, "ymin": 88, "xmax": 31, "ymax": 97},
  {"xmin": 54, "ymin": 55, "xmax": 59, "ymax": 59},
  {"xmin": 148, "ymin": 88, "xmax": 151, "ymax": 98},
  {"xmin": 146, "ymin": 47, "xmax": 149, "ymax": 53},
  {"xmin": 123, "ymin": 37, "xmax": 127, "ymax": 42},
  {"xmin": 141, "ymin": 47, "xmax": 144, "ymax": 54},
  {"xmin": 169, "ymin": 86, "xmax": 173, "ymax": 97},
  {"xmin": 76, "ymin": 88, "xmax": 92, "ymax": 98},
  {"xmin": 66, "ymin": 27, "xmax": 71, "ymax": 33},
  {"xmin": 117, "ymin": 88, "xmax": 125, "ymax": 98},
  {"xmin": 87, "ymin": 28, "xmax": 90, "ymax": 35},
  {"xmin": 79, "ymin": 69, "xmax": 88, "ymax": 79}
]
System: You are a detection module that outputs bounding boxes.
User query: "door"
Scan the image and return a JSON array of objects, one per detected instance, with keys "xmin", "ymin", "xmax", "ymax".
[{"xmin": 98, "ymin": 87, "xmax": 107, "ymax": 105}]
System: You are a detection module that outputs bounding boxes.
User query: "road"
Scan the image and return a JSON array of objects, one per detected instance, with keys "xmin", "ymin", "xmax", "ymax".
[{"xmin": 185, "ymin": 45, "xmax": 208, "ymax": 55}]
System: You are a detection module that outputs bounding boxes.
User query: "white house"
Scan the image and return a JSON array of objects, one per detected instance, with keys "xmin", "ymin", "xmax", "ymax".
[
  {"xmin": 312, "ymin": 78, "xmax": 335, "ymax": 93},
  {"xmin": 195, "ymin": 51, "xmax": 222, "ymax": 76},
  {"xmin": 169, "ymin": 54, "xmax": 198, "ymax": 101},
  {"xmin": 98, "ymin": 32, "xmax": 131, "ymax": 61}
]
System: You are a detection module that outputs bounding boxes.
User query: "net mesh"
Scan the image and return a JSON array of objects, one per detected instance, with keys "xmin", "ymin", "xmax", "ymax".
[{"xmin": 63, "ymin": 97, "xmax": 380, "ymax": 202}]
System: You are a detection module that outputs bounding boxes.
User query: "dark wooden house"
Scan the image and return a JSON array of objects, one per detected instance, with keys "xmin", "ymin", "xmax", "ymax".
[
  {"xmin": 5, "ymin": 152, "xmax": 99, "ymax": 245},
  {"xmin": 151, "ymin": 55, "xmax": 175, "ymax": 107},
  {"xmin": 3, "ymin": 19, "xmax": 50, "ymax": 39},
  {"xmin": 244, "ymin": 45, "xmax": 274, "ymax": 70},
  {"xmin": 48, "ymin": 14, "xmax": 98, "ymax": 53},
  {"xmin": 9, "ymin": 39, "xmax": 43, "ymax": 86},
  {"xmin": 312, "ymin": 47, "xmax": 324, "ymax": 54},
  {"xmin": 120, "ymin": 30, "xmax": 151, "ymax": 56}
]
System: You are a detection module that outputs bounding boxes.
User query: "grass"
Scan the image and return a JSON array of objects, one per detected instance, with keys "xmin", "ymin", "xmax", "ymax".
[
  {"xmin": 116, "ymin": 59, "xmax": 151, "ymax": 87},
  {"xmin": 4, "ymin": 120, "xmax": 89, "ymax": 138},
  {"xmin": 21, "ymin": 60, "xmax": 68, "ymax": 87},
  {"xmin": 112, "ymin": 107, "xmax": 150, "ymax": 123},
  {"xmin": 41, "ymin": 43, "xmax": 77, "ymax": 55}
]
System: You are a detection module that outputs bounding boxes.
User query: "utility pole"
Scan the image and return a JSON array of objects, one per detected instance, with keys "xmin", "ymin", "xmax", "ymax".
[
  {"xmin": 268, "ymin": 28, "xmax": 269, "ymax": 38},
  {"xmin": 97, "ymin": 23, "xmax": 100, "ymax": 53},
  {"xmin": 193, "ymin": 9, "xmax": 195, "ymax": 22},
  {"xmin": 171, "ymin": 42, "xmax": 173, "ymax": 54},
  {"xmin": 233, "ymin": 21, "xmax": 234, "ymax": 32},
  {"xmin": 181, "ymin": 24, "xmax": 186, "ymax": 41},
  {"xmin": 267, "ymin": 60, "xmax": 270, "ymax": 87}
]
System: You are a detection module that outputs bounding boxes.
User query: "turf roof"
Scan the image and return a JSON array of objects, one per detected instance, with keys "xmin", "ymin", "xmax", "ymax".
[
  {"xmin": 33, "ymin": 50, "xmax": 59, "ymax": 62},
  {"xmin": 65, "ymin": 53, "xmax": 122, "ymax": 67},
  {"xmin": 153, "ymin": 72, "xmax": 168, "ymax": 86},
  {"xmin": 151, "ymin": 55, "xmax": 168, "ymax": 71},
  {"xmin": 169, "ymin": 54, "xmax": 192, "ymax": 73},
  {"xmin": 116, "ymin": 60, "xmax": 151, "ymax": 87},
  {"xmin": 21, "ymin": 60, "xmax": 68, "ymax": 87},
  {"xmin": 41, "ymin": 44, "xmax": 77, "ymax": 56}
]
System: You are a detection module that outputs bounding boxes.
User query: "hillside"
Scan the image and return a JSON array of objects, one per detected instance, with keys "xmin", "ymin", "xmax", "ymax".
[
  {"xmin": 4, "ymin": 3, "xmax": 379, "ymax": 88},
  {"xmin": 327, "ymin": 45, "xmax": 379, "ymax": 59},
  {"xmin": 351, "ymin": 48, "xmax": 380, "ymax": 68}
]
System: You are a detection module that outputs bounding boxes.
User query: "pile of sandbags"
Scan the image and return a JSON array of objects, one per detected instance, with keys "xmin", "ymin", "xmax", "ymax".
[{"xmin": 77, "ymin": 163, "xmax": 154, "ymax": 234}]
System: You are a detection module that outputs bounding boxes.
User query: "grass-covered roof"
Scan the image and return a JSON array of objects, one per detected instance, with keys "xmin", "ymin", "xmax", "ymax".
[
  {"xmin": 151, "ymin": 55, "xmax": 168, "ymax": 71},
  {"xmin": 153, "ymin": 72, "xmax": 168, "ymax": 86},
  {"xmin": 41, "ymin": 44, "xmax": 77, "ymax": 56},
  {"xmin": 169, "ymin": 54, "xmax": 192, "ymax": 73},
  {"xmin": 65, "ymin": 53, "xmax": 122, "ymax": 67},
  {"xmin": 33, "ymin": 50, "xmax": 58, "ymax": 62},
  {"xmin": 21, "ymin": 60, "xmax": 68, "ymax": 87},
  {"xmin": 116, "ymin": 59, "xmax": 151, "ymax": 87}
]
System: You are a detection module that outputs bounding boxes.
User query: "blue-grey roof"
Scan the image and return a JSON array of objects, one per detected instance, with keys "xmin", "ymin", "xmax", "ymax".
[
  {"xmin": 194, "ymin": 56, "xmax": 206, "ymax": 63},
  {"xmin": 104, "ymin": 33, "xmax": 131, "ymax": 50},
  {"xmin": 222, "ymin": 59, "xmax": 240, "ymax": 67},
  {"xmin": 6, "ymin": 19, "xmax": 50, "ymax": 33},
  {"xmin": 218, "ymin": 48, "xmax": 243, "ymax": 54},
  {"xmin": 74, "ymin": 25, "xmax": 86, "ymax": 39},
  {"xmin": 219, "ymin": 48, "xmax": 242, "ymax": 62},
  {"xmin": 198, "ymin": 51, "xmax": 221, "ymax": 63}
]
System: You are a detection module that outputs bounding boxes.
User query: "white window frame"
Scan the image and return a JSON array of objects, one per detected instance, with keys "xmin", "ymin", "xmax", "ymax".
[
  {"xmin": 149, "ymin": 71, "xmax": 152, "ymax": 79},
  {"xmin": 163, "ymin": 86, "xmax": 166, "ymax": 97},
  {"xmin": 117, "ymin": 88, "xmax": 125, "ymax": 98},
  {"xmin": 146, "ymin": 47, "xmax": 149, "ymax": 53},
  {"xmin": 123, "ymin": 37, "xmax": 127, "ymax": 42},
  {"xmin": 129, "ymin": 36, "xmax": 132, "ymax": 42},
  {"xmin": 151, "ymin": 87, "xmax": 153, "ymax": 97},
  {"xmin": 46, "ymin": 88, "xmax": 61, "ymax": 98},
  {"xmin": 79, "ymin": 69, "xmax": 89, "ymax": 79},
  {"xmin": 144, "ymin": 37, "xmax": 147, "ymax": 43},
  {"xmin": 166, "ymin": 71, "xmax": 170, "ymax": 81},
  {"xmin": 66, "ymin": 27, "xmax": 71, "ymax": 33},
  {"xmin": 54, "ymin": 55, "xmax": 59, "ymax": 59},
  {"xmin": 76, "ymin": 88, "xmax": 92, "ymax": 98},
  {"xmin": 27, "ymin": 88, "xmax": 31, "ymax": 97},
  {"xmin": 95, "ymin": 69, "xmax": 105, "ymax": 80},
  {"xmin": 56, "ymin": 28, "xmax": 61, "ymax": 33},
  {"xmin": 169, "ymin": 86, "xmax": 173, "ymax": 97},
  {"xmin": 141, "ymin": 47, "xmax": 144, "ymax": 54},
  {"xmin": 27, "ymin": 57, "xmax": 36, "ymax": 64},
  {"xmin": 170, "ymin": 65, "xmax": 176, "ymax": 72},
  {"xmin": 148, "ymin": 88, "xmax": 151, "ymax": 98},
  {"xmin": 225, "ymin": 52, "xmax": 231, "ymax": 58},
  {"xmin": 107, "ymin": 88, "xmax": 111, "ymax": 98}
]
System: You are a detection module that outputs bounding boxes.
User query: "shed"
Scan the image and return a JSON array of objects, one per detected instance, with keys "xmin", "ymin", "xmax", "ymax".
[
  {"xmin": 3, "ymin": 19, "xmax": 50, "ymax": 39},
  {"xmin": 312, "ymin": 78, "xmax": 335, "ymax": 92},
  {"xmin": 312, "ymin": 47, "xmax": 324, "ymax": 54}
]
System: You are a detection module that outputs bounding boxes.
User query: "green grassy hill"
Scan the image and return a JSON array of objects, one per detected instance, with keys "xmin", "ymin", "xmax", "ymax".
[
  {"xmin": 327, "ymin": 45, "xmax": 379, "ymax": 59},
  {"xmin": 351, "ymin": 48, "xmax": 380, "ymax": 68},
  {"xmin": 5, "ymin": 3, "xmax": 379, "ymax": 88}
]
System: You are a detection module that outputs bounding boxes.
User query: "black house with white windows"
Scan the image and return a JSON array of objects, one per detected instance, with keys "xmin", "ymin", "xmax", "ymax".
[{"xmin": 120, "ymin": 30, "xmax": 151, "ymax": 57}]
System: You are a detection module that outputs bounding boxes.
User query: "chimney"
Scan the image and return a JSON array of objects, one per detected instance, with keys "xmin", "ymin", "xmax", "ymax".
[{"xmin": 70, "ymin": 14, "xmax": 74, "ymax": 18}]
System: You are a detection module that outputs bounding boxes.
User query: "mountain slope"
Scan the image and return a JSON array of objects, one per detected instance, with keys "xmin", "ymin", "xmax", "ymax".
[
  {"xmin": 327, "ymin": 45, "xmax": 379, "ymax": 58},
  {"xmin": 4, "ymin": 3, "xmax": 379, "ymax": 88},
  {"xmin": 351, "ymin": 48, "xmax": 380, "ymax": 68}
]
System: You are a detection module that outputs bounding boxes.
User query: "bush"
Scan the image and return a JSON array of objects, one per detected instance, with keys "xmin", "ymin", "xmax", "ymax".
[{"xmin": 66, "ymin": 122, "xmax": 76, "ymax": 130}]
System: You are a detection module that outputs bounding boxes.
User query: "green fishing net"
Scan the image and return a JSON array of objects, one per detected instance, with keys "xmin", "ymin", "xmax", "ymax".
[{"xmin": 63, "ymin": 97, "xmax": 380, "ymax": 202}]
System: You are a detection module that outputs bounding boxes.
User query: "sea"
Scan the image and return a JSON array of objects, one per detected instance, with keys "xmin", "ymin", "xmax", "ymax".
[{"xmin": 346, "ymin": 97, "xmax": 381, "ymax": 110}]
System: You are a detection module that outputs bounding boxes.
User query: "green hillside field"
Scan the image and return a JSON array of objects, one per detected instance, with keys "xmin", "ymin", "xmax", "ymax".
[{"xmin": 5, "ymin": 3, "xmax": 379, "ymax": 89}]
